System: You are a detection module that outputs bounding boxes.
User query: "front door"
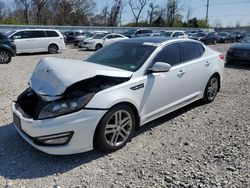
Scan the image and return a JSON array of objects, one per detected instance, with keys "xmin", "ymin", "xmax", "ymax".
[{"xmin": 140, "ymin": 43, "xmax": 189, "ymax": 123}]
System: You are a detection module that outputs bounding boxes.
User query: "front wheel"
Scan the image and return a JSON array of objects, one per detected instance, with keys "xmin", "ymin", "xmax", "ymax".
[
  {"xmin": 0, "ymin": 50, "xmax": 12, "ymax": 64},
  {"xmin": 95, "ymin": 105, "xmax": 135, "ymax": 152},
  {"xmin": 48, "ymin": 44, "xmax": 58, "ymax": 54},
  {"xmin": 203, "ymin": 75, "xmax": 219, "ymax": 103}
]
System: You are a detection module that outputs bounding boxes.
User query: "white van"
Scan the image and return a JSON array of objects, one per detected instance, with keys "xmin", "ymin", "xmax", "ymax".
[{"xmin": 7, "ymin": 29, "xmax": 65, "ymax": 54}]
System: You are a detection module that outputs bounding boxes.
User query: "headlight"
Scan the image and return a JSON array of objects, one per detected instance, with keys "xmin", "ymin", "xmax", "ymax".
[{"xmin": 38, "ymin": 93, "xmax": 94, "ymax": 119}]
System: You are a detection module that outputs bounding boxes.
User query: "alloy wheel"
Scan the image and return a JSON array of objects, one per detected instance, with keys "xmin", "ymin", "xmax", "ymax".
[
  {"xmin": 0, "ymin": 51, "xmax": 11, "ymax": 64},
  {"xmin": 104, "ymin": 110, "xmax": 133, "ymax": 147},
  {"xmin": 207, "ymin": 77, "xmax": 218, "ymax": 101}
]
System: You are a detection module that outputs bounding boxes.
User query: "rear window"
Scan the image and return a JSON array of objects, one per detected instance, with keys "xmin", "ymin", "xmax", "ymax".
[
  {"xmin": 46, "ymin": 31, "xmax": 59, "ymax": 37},
  {"xmin": 180, "ymin": 42, "xmax": 204, "ymax": 62},
  {"xmin": 30, "ymin": 31, "xmax": 46, "ymax": 38}
]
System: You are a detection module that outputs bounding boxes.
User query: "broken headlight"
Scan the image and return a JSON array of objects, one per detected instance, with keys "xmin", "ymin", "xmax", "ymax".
[{"xmin": 38, "ymin": 93, "xmax": 95, "ymax": 119}]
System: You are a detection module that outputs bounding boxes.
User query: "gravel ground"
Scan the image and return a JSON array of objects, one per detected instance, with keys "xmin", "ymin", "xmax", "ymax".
[{"xmin": 0, "ymin": 43, "xmax": 249, "ymax": 188}]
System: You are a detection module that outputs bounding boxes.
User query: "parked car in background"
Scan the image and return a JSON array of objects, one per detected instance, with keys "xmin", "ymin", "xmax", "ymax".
[
  {"xmin": 82, "ymin": 33, "xmax": 128, "ymax": 50},
  {"xmin": 134, "ymin": 32, "xmax": 161, "ymax": 38},
  {"xmin": 190, "ymin": 32, "xmax": 218, "ymax": 45},
  {"xmin": 161, "ymin": 30, "xmax": 189, "ymax": 39},
  {"xmin": 233, "ymin": 32, "xmax": 246, "ymax": 41},
  {"xmin": 12, "ymin": 37, "xmax": 224, "ymax": 155},
  {"xmin": 0, "ymin": 32, "xmax": 16, "ymax": 64},
  {"xmin": 77, "ymin": 31, "xmax": 109, "ymax": 48},
  {"xmin": 218, "ymin": 32, "xmax": 236, "ymax": 43},
  {"xmin": 7, "ymin": 29, "xmax": 65, "ymax": 54},
  {"xmin": 185, "ymin": 30, "xmax": 204, "ymax": 37},
  {"xmin": 123, "ymin": 29, "xmax": 153, "ymax": 38},
  {"xmin": 65, "ymin": 30, "xmax": 85, "ymax": 43},
  {"xmin": 226, "ymin": 35, "xmax": 250, "ymax": 64}
]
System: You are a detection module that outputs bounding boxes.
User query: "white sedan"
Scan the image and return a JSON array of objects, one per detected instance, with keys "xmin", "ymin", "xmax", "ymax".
[
  {"xmin": 12, "ymin": 38, "xmax": 224, "ymax": 155},
  {"xmin": 82, "ymin": 33, "xmax": 128, "ymax": 50}
]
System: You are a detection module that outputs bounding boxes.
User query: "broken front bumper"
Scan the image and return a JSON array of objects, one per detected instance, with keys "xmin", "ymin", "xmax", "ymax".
[{"xmin": 12, "ymin": 102, "xmax": 107, "ymax": 155}]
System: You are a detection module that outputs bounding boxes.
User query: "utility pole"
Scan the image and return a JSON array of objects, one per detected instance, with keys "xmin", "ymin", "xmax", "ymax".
[{"xmin": 205, "ymin": 0, "xmax": 210, "ymax": 23}]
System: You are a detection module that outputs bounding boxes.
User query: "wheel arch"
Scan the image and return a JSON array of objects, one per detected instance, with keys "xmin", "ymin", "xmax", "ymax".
[
  {"xmin": 48, "ymin": 43, "xmax": 59, "ymax": 49},
  {"xmin": 93, "ymin": 101, "xmax": 140, "ymax": 148}
]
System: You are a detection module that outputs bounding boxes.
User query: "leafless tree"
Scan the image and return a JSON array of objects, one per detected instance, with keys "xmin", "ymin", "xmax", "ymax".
[
  {"xmin": 0, "ymin": 1, "xmax": 7, "ymax": 19},
  {"xmin": 166, "ymin": 0, "xmax": 182, "ymax": 27},
  {"xmin": 147, "ymin": 3, "xmax": 159, "ymax": 25},
  {"xmin": 15, "ymin": 0, "xmax": 31, "ymax": 24},
  {"xmin": 129, "ymin": 0, "xmax": 147, "ymax": 26},
  {"xmin": 32, "ymin": 0, "xmax": 48, "ymax": 24},
  {"xmin": 107, "ymin": 0, "xmax": 124, "ymax": 26}
]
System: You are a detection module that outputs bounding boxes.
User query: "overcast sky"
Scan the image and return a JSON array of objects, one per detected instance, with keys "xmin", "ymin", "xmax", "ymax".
[{"xmin": 4, "ymin": 0, "xmax": 250, "ymax": 27}]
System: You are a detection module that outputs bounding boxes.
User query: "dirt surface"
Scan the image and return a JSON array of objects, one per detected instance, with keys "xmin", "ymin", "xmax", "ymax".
[{"xmin": 0, "ymin": 43, "xmax": 249, "ymax": 188}]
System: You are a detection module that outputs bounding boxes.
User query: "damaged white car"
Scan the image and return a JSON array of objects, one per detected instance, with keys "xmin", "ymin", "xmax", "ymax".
[{"xmin": 12, "ymin": 38, "xmax": 224, "ymax": 155}]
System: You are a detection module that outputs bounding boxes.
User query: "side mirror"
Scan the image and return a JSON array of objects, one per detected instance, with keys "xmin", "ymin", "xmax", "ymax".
[{"xmin": 149, "ymin": 62, "xmax": 171, "ymax": 73}]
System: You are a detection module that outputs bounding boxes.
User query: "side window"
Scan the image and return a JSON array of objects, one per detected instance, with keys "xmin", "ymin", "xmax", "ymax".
[
  {"xmin": 172, "ymin": 32, "xmax": 178, "ymax": 37},
  {"xmin": 30, "ymin": 31, "xmax": 46, "ymax": 38},
  {"xmin": 113, "ymin": 35, "xmax": 123, "ymax": 38},
  {"xmin": 136, "ymin": 30, "xmax": 142, "ymax": 35},
  {"xmin": 46, "ymin": 31, "xmax": 59, "ymax": 37},
  {"xmin": 105, "ymin": 35, "xmax": 113, "ymax": 39},
  {"xmin": 153, "ymin": 43, "xmax": 181, "ymax": 66},
  {"xmin": 197, "ymin": 43, "xmax": 205, "ymax": 55},
  {"xmin": 178, "ymin": 32, "xmax": 184, "ymax": 36},
  {"xmin": 12, "ymin": 31, "xmax": 31, "ymax": 39},
  {"xmin": 180, "ymin": 42, "xmax": 203, "ymax": 62}
]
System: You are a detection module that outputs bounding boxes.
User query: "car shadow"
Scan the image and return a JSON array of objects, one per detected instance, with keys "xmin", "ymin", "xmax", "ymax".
[
  {"xmin": 225, "ymin": 63, "xmax": 250, "ymax": 70},
  {"xmin": 0, "ymin": 100, "xmax": 204, "ymax": 180},
  {"xmin": 17, "ymin": 52, "xmax": 63, "ymax": 56}
]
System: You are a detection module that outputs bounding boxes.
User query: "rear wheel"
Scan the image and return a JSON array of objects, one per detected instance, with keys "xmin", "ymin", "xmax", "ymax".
[
  {"xmin": 95, "ymin": 44, "xmax": 103, "ymax": 51},
  {"xmin": 203, "ymin": 75, "xmax": 219, "ymax": 103},
  {"xmin": 0, "ymin": 50, "xmax": 12, "ymax": 64},
  {"xmin": 95, "ymin": 105, "xmax": 135, "ymax": 152},
  {"xmin": 48, "ymin": 44, "xmax": 58, "ymax": 54}
]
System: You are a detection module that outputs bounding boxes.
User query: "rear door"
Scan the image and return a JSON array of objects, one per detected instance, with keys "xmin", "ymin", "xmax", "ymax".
[
  {"xmin": 11, "ymin": 31, "xmax": 32, "ymax": 53},
  {"xmin": 179, "ymin": 42, "xmax": 210, "ymax": 96}
]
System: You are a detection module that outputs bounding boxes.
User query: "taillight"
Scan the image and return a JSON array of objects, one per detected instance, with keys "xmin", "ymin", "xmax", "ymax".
[{"xmin": 219, "ymin": 54, "xmax": 224, "ymax": 60}]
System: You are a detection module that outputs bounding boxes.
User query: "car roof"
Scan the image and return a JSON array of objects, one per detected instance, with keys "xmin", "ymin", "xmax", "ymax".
[
  {"xmin": 119, "ymin": 37, "xmax": 203, "ymax": 47},
  {"xmin": 122, "ymin": 37, "xmax": 170, "ymax": 44}
]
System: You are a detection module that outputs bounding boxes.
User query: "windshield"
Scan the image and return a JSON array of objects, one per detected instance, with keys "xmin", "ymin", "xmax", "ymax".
[
  {"xmin": 75, "ymin": 32, "xmax": 85, "ymax": 36},
  {"xmin": 164, "ymin": 32, "xmax": 173, "ymax": 37},
  {"xmin": 86, "ymin": 42, "xmax": 156, "ymax": 72},
  {"xmin": 5, "ymin": 30, "xmax": 16, "ymax": 37},
  {"xmin": 93, "ymin": 33, "xmax": 107, "ymax": 39},
  {"xmin": 124, "ymin": 29, "xmax": 136, "ymax": 35},
  {"xmin": 241, "ymin": 36, "xmax": 250, "ymax": 43},
  {"xmin": 196, "ymin": 33, "xmax": 206, "ymax": 37},
  {"xmin": 219, "ymin": 33, "xmax": 228, "ymax": 37}
]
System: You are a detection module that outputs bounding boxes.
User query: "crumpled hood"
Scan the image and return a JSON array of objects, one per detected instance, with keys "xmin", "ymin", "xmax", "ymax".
[{"xmin": 30, "ymin": 57, "xmax": 132, "ymax": 96}]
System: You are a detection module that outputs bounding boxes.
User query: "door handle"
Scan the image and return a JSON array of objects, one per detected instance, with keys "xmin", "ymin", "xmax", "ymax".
[
  {"xmin": 177, "ymin": 70, "xmax": 185, "ymax": 77},
  {"xmin": 205, "ymin": 61, "xmax": 210, "ymax": 67}
]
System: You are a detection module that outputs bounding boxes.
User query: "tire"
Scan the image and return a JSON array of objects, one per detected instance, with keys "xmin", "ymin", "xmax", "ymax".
[
  {"xmin": 95, "ymin": 105, "xmax": 136, "ymax": 152},
  {"xmin": 0, "ymin": 50, "xmax": 12, "ymax": 64},
  {"xmin": 48, "ymin": 44, "xmax": 58, "ymax": 54},
  {"xmin": 203, "ymin": 75, "xmax": 219, "ymax": 103},
  {"xmin": 95, "ymin": 44, "xmax": 103, "ymax": 51}
]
